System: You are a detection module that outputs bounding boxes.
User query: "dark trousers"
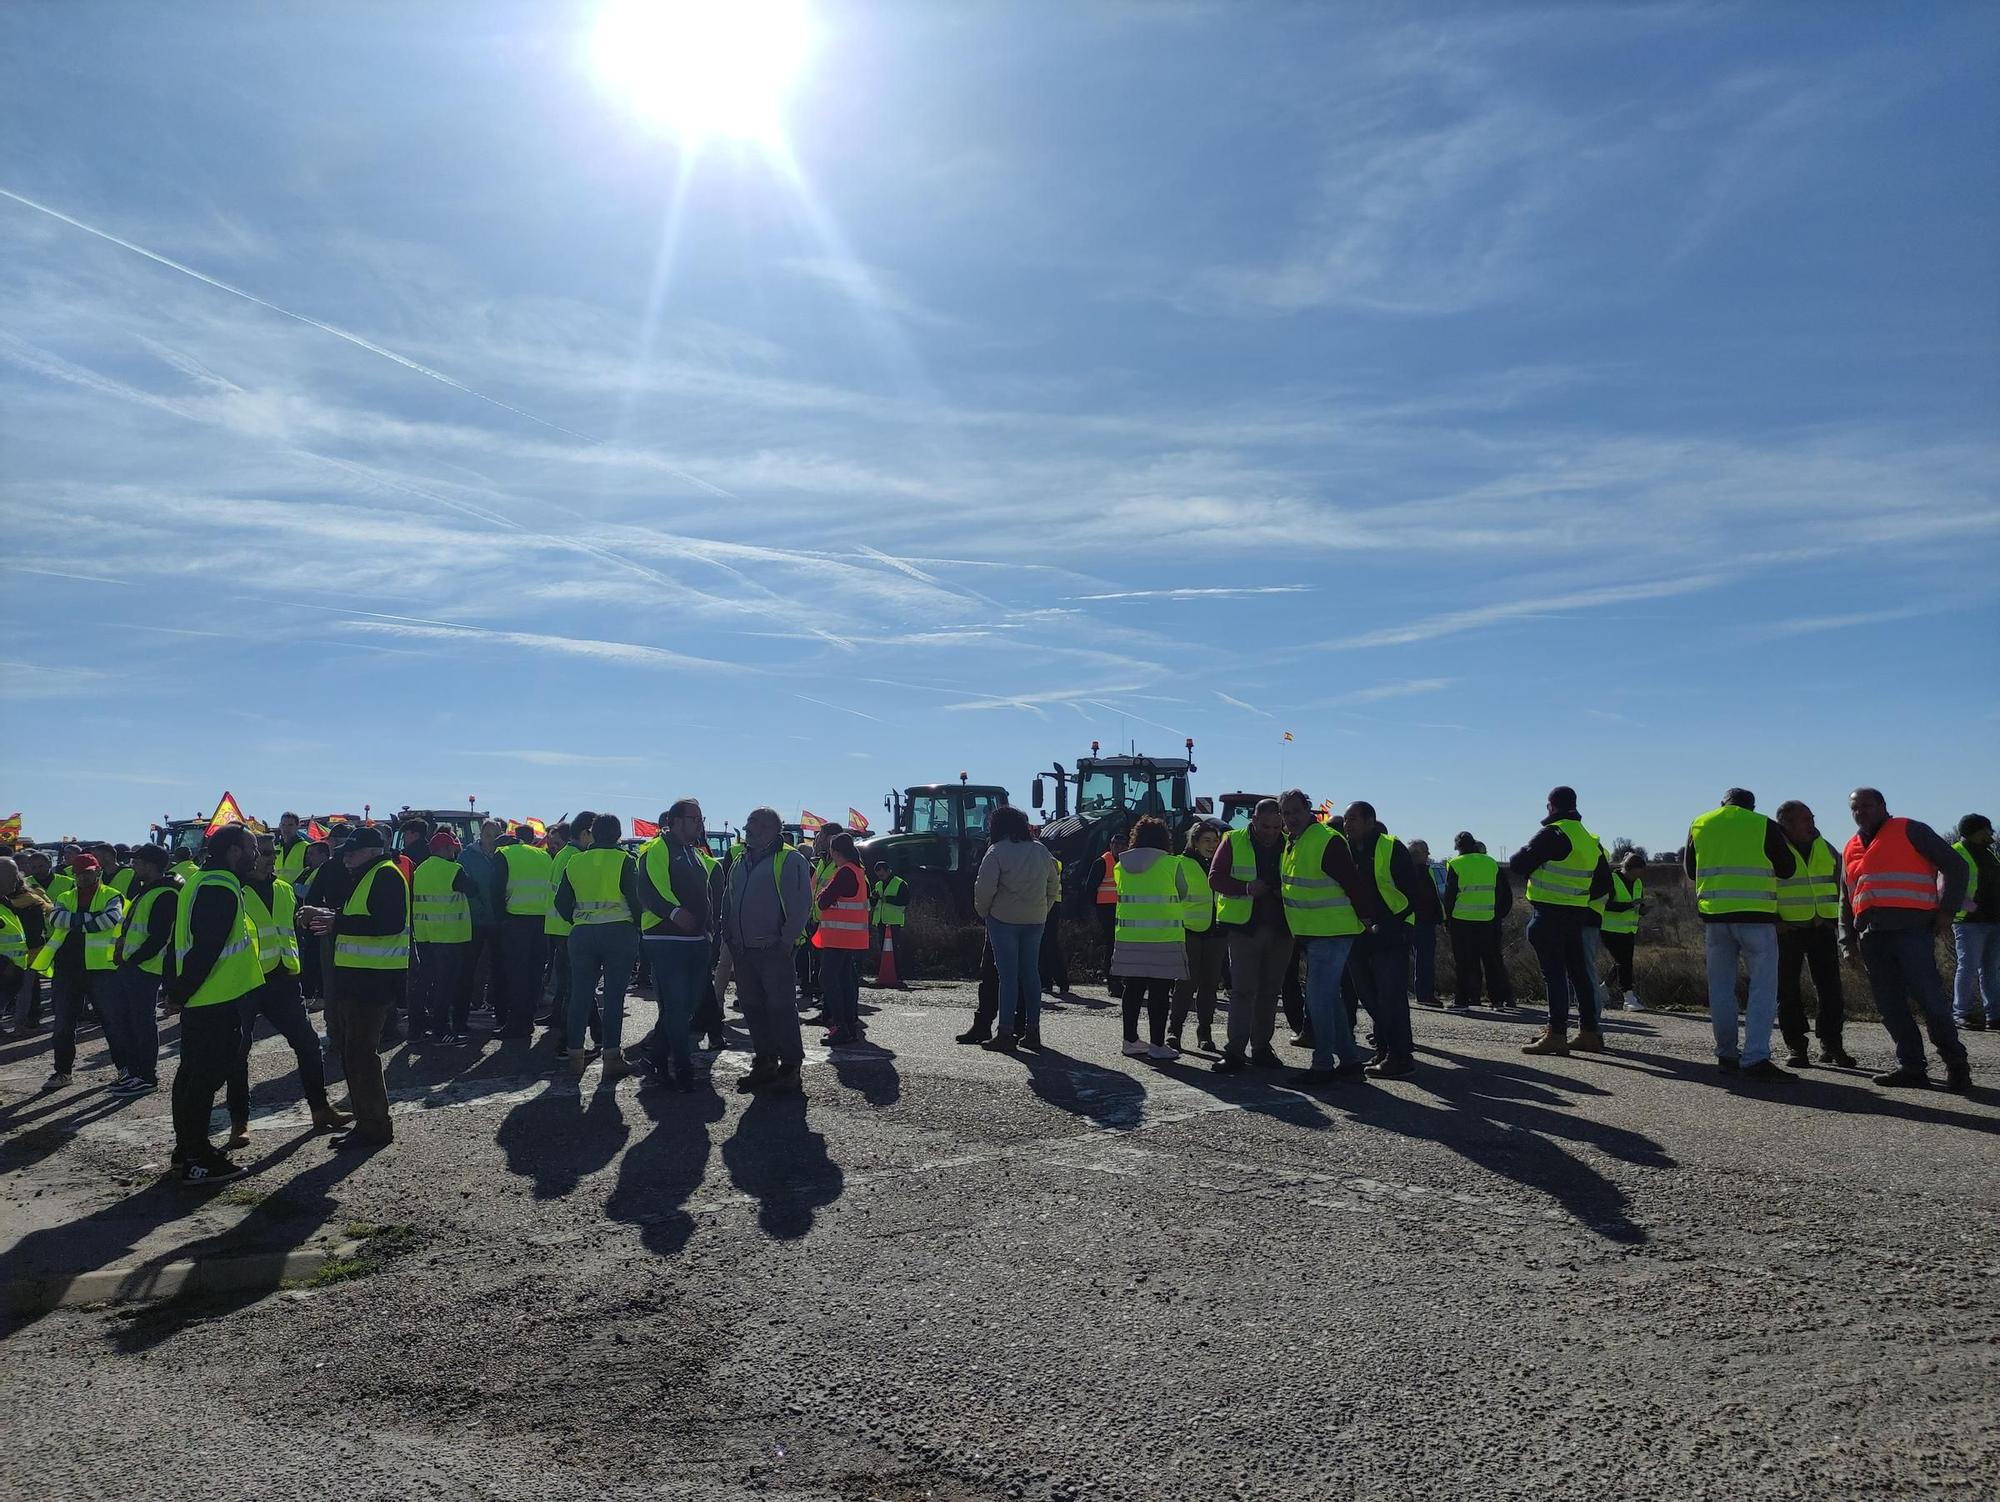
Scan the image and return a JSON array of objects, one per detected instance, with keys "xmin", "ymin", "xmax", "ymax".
[
  {"xmin": 1601, "ymin": 931, "xmax": 1636, "ymax": 993},
  {"xmin": 545, "ymin": 935, "xmax": 570, "ymax": 1020},
  {"xmin": 1095, "ymin": 905, "xmax": 1121, "ymax": 994},
  {"xmin": 498, "ymin": 915, "xmax": 546, "ymax": 1035},
  {"xmin": 1281, "ymin": 941, "xmax": 1310, "ymax": 1036},
  {"xmin": 690, "ymin": 939, "xmax": 722, "ymax": 1040},
  {"xmin": 412, "ymin": 941, "xmax": 467, "ymax": 1035},
  {"xmin": 171, "ymin": 1001, "xmax": 239, "ymax": 1159},
  {"xmin": 1170, "ymin": 928, "xmax": 1224, "ymax": 1039},
  {"xmin": 1776, "ymin": 923, "xmax": 1845, "ymax": 1049},
  {"xmin": 461, "ymin": 924, "xmax": 499, "ymax": 1018},
  {"xmin": 1857, "ymin": 923, "xmax": 1966, "ymax": 1077},
  {"xmin": 1449, "ymin": 919, "xmax": 1514, "ymax": 1007},
  {"xmin": 298, "ymin": 924, "xmax": 323, "ymax": 1001},
  {"xmin": 1121, "ymin": 975, "xmax": 1173, "ymax": 1044},
  {"xmin": 1349, "ymin": 929, "xmax": 1416, "ymax": 1061},
  {"xmin": 795, "ymin": 938, "xmax": 820, "ymax": 1002},
  {"xmin": 1039, "ymin": 911, "xmax": 1070, "ymax": 993},
  {"xmin": 228, "ymin": 973, "xmax": 327, "ymax": 1124},
  {"xmin": 330, "ymin": 995, "xmax": 393, "ymax": 1142},
  {"xmin": 1527, "ymin": 907, "xmax": 1598, "ymax": 1030},
  {"xmin": 819, "ymin": 947, "xmax": 862, "ymax": 1031},
  {"xmin": 971, "ymin": 936, "xmax": 1006, "ymax": 1036},
  {"xmin": 49, "ymin": 968, "xmax": 103, "ymax": 1076}
]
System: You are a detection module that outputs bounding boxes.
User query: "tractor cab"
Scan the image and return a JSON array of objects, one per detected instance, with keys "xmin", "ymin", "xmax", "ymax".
[
  {"xmin": 152, "ymin": 817, "xmax": 211, "ymax": 860},
  {"xmin": 853, "ymin": 775, "xmax": 1011, "ymax": 922},
  {"xmin": 1216, "ymin": 792, "xmax": 1275, "ymax": 831},
  {"xmin": 388, "ymin": 804, "xmax": 487, "ymax": 857},
  {"xmin": 1032, "ymin": 741, "xmax": 1199, "ymax": 911}
]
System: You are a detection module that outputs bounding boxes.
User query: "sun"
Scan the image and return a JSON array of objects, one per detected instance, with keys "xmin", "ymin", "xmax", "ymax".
[{"xmin": 592, "ymin": 0, "xmax": 813, "ymax": 146}]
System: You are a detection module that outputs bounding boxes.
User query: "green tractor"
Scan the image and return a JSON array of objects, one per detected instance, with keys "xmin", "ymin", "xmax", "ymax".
[
  {"xmin": 854, "ymin": 775, "xmax": 1011, "ymax": 923},
  {"xmin": 1032, "ymin": 741, "xmax": 1200, "ymax": 913}
]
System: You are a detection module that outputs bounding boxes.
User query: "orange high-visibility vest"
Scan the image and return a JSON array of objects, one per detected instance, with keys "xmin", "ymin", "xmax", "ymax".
[
  {"xmin": 1843, "ymin": 817, "xmax": 1941, "ymax": 917},
  {"xmin": 1095, "ymin": 851, "xmax": 1119, "ymax": 905},
  {"xmin": 811, "ymin": 858, "xmax": 871, "ymax": 950}
]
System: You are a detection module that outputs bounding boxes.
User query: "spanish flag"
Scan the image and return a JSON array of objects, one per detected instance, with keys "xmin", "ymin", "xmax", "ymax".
[
  {"xmin": 307, "ymin": 819, "xmax": 329, "ymax": 842},
  {"xmin": 846, "ymin": 807, "xmax": 871, "ymax": 832},
  {"xmin": 0, "ymin": 812, "xmax": 21, "ymax": 842},
  {"xmin": 1282, "ymin": 731, "xmax": 1294, "ymax": 743},
  {"xmin": 204, "ymin": 791, "xmax": 247, "ymax": 836},
  {"xmin": 800, "ymin": 810, "xmax": 828, "ymax": 832},
  {"xmin": 523, "ymin": 817, "xmax": 548, "ymax": 843}
]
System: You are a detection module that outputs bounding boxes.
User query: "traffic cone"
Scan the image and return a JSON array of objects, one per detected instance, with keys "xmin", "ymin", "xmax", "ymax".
[{"xmin": 875, "ymin": 928, "xmax": 903, "ymax": 988}]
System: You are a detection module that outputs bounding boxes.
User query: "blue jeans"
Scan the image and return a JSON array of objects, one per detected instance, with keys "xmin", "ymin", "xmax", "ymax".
[
  {"xmin": 1704, "ymin": 922, "xmax": 1779, "ymax": 1065},
  {"xmin": 567, "ymin": 923, "xmax": 637, "ymax": 1053},
  {"xmin": 643, "ymin": 935, "xmax": 711, "ymax": 1078},
  {"xmin": 1860, "ymin": 923, "xmax": 1968, "ymax": 1075},
  {"xmin": 102, "ymin": 965, "xmax": 161, "ymax": 1082},
  {"xmin": 1351, "ymin": 927, "xmax": 1416, "ymax": 1061},
  {"xmin": 986, "ymin": 918, "xmax": 1044, "ymax": 1035},
  {"xmin": 1302, "ymin": 935, "xmax": 1367, "ymax": 1070},
  {"xmin": 1526, "ymin": 908, "xmax": 1597, "ymax": 1030},
  {"xmin": 1582, "ymin": 925, "xmax": 1609, "ymax": 1018},
  {"xmin": 1951, "ymin": 921, "xmax": 2000, "ymax": 1023},
  {"xmin": 819, "ymin": 947, "xmax": 861, "ymax": 1031},
  {"xmin": 1409, "ymin": 921, "xmax": 1438, "ymax": 1004}
]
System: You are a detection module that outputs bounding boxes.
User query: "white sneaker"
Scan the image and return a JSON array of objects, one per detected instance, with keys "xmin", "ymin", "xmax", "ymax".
[
  {"xmin": 1622, "ymin": 991, "xmax": 1647, "ymax": 1012},
  {"xmin": 1147, "ymin": 1042, "xmax": 1177, "ymax": 1061},
  {"xmin": 1121, "ymin": 1038, "xmax": 1149, "ymax": 1057}
]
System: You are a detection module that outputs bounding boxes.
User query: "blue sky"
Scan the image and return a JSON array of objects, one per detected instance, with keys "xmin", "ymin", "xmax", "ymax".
[{"xmin": 3, "ymin": 1, "xmax": 1995, "ymax": 852}]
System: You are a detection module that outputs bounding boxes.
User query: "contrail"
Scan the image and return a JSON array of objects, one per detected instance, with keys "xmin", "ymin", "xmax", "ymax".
[{"xmin": 0, "ymin": 184, "xmax": 595, "ymax": 441}]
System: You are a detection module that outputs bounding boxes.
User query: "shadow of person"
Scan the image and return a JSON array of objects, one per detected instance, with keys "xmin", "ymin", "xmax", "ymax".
[
  {"xmin": 829, "ymin": 1039, "xmax": 901, "ymax": 1108},
  {"xmin": 720, "ymin": 1091, "xmax": 842, "ymax": 1240},
  {"xmin": 605, "ymin": 1084, "xmax": 728, "ymax": 1258},
  {"xmin": 1019, "ymin": 1046, "xmax": 1148, "ymax": 1130},
  {"xmin": 494, "ymin": 1076, "xmax": 630, "ymax": 1200},
  {"xmin": 1341, "ymin": 1046, "xmax": 1675, "ymax": 1245},
  {"xmin": 1153, "ymin": 1057, "xmax": 1335, "ymax": 1132}
]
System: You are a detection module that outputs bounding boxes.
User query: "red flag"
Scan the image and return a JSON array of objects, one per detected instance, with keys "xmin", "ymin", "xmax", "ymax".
[
  {"xmin": 800, "ymin": 810, "xmax": 828, "ymax": 832},
  {"xmin": 846, "ymin": 807, "xmax": 871, "ymax": 832},
  {"xmin": 204, "ymin": 792, "xmax": 246, "ymax": 836},
  {"xmin": 307, "ymin": 819, "xmax": 329, "ymax": 842},
  {"xmin": 632, "ymin": 817, "xmax": 660, "ymax": 839}
]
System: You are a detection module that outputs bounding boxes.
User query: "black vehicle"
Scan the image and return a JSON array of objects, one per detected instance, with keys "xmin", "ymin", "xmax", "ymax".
[
  {"xmin": 1033, "ymin": 740, "xmax": 1198, "ymax": 912},
  {"xmin": 855, "ymin": 775, "xmax": 1010, "ymax": 923}
]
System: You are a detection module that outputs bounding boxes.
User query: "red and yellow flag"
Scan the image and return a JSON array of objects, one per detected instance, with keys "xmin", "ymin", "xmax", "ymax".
[
  {"xmin": 1282, "ymin": 731, "xmax": 1294, "ymax": 743},
  {"xmin": 632, "ymin": 817, "xmax": 660, "ymax": 839},
  {"xmin": 522, "ymin": 817, "xmax": 548, "ymax": 843},
  {"xmin": 205, "ymin": 792, "xmax": 247, "ymax": 836},
  {"xmin": 306, "ymin": 819, "xmax": 329, "ymax": 842},
  {"xmin": 0, "ymin": 812, "xmax": 21, "ymax": 842},
  {"xmin": 846, "ymin": 807, "xmax": 871, "ymax": 832},
  {"xmin": 800, "ymin": 810, "xmax": 828, "ymax": 832}
]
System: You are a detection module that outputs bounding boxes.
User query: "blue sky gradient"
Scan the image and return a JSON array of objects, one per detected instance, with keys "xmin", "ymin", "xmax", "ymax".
[{"xmin": 3, "ymin": 1, "xmax": 1995, "ymax": 851}]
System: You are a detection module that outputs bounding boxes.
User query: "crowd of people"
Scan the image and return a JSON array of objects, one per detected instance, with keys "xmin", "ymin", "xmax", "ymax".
[{"xmin": 0, "ymin": 784, "xmax": 1991, "ymax": 1186}]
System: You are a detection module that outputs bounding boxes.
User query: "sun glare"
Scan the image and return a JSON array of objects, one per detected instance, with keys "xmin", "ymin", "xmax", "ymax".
[{"xmin": 592, "ymin": 0, "xmax": 813, "ymax": 146}]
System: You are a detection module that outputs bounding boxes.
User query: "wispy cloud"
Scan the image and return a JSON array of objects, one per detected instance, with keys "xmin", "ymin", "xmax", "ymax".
[
  {"xmin": 337, "ymin": 621, "xmax": 736, "ymax": 672},
  {"xmin": 1075, "ymin": 586, "xmax": 1311, "ymax": 602},
  {"xmin": 1326, "ymin": 677, "xmax": 1454, "ymax": 705},
  {"xmin": 1214, "ymin": 690, "xmax": 1275, "ymax": 718},
  {"xmin": 1316, "ymin": 574, "xmax": 1720, "ymax": 651},
  {"xmin": 1747, "ymin": 604, "xmax": 1949, "ymax": 639},
  {"xmin": 794, "ymin": 692, "xmax": 885, "ymax": 724},
  {"xmin": 466, "ymin": 750, "xmax": 645, "ymax": 767},
  {"xmin": 778, "ymin": 256, "xmax": 964, "ymax": 331}
]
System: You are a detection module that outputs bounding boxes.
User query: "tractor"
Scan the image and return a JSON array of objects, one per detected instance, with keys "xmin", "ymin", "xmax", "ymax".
[
  {"xmin": 388, "ymin": 800, "xmax": 488, "ymax": 856},
  {"xmin": 1215, "ymin": 791, "xmax": 1276, "ymax": 831},
  {"xmin": 1032, "ymin": 741, "xmax": 1199, "ymax": 913},
  {"xmin": 854, "ymin": 774, "xmax": 1011, "ymax": 923}
]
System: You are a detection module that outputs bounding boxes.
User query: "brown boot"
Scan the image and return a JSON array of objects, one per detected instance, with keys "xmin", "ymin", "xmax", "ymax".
[
  {"xmin": 1521, "ymin": 1027, "xmax": 1569, "ymax": 1056},
  {"xmin": 310, "ymin": 1099, "xmax": 353, "ymax": 1133},
  {"xmin": 1569, "ymin": 1028, "xmax": 1606, "ymax": 1053}
]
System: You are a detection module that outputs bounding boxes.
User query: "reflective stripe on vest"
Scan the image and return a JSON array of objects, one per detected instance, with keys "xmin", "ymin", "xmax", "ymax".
[
  {"xmin": 412, "ymin": 857, "xmax": 473, "ymax": 944},
  {"xmin": 497, "ymin": 843, "xmax": 554, "ymax": 917},
  {"xmin": 31, "ymin": 885, "xmax": 124, "ymax": 975},
  {"xmin": 638, "ymin": 839, "xmax": 716, "ymax": 932},
  {"xmin": 1524, "ymin": 820, "xmax": 1601, "ymax": 908},
  {"xmin": 1114, "ymin": 854, "xmax": 1186, "ymax": 944},
  {"xmin": 120, "ymin": 884, "xmax": 176, "ymax": 976},
  {"xmin": 1777, "ymin": 837, "xmax": 1840, "ymax": 923},
  {"xmin": 1843, "ymin": 818, "xmax": 1940, "ymax": 917},
  {"xmin": 1179, "ymin": 854, "xmax": 1214, "ymax": 934},
  {"xmin": 172, "ymin": 870, "xmax": 264, "ymax": 1008},
  {"xmin": 1951, "ymin": 841, "xmax": 1980, "ymax": 923},
  {"xmin": 242, "ymin": 881, "xmax": 301, "ymax": 976},
  {"xmin": 544, "ymin": 845, "xmax": 577, "ymax": 936},
  {"xmin": 1603, "ymin": 872, "xmax": 1642, "ymax": 935},
  {"xmin": 566, "ymin": 847, "xmax": 636, "ymax": 926},
  {"xmin": 275, "ymin": 839, "xmax": 309, "ymax": 882},
  {"xmin": 1371, "ymin": 831, "xmax": 1412, "ymax": 926},
  {"xmin": 812, "ymin": 858, "xmax": 871, "ymax": 950},
  {"xmin": 1281, "ymin": 822, "xmax": 1361, "ymax": 937},
  {"xmin": 0, "ymin": 906, "xmax": 26, "ymax": 967},
  {"xmin": 334, "ymin": 861, "xmax": 411, "ymax": 970},
  {"xmin": 1213, "ymin": 828, "xmax": 1256, "ymax": 927},
  {"xmin": 872, "ymin": 874, "xmax": 908, "ymax": 927},
  {"xmin": 1689, "ymin": 806, "xmax": 1778, "ymax": 916},
  {"xmin": 1445, "ymin": 852, "xmax": 1498, "ymax": 922}
]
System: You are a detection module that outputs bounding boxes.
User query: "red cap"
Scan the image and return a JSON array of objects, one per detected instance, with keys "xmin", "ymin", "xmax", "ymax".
[
  {"xmin": 429, "ymin": 830, "xmax": 460, "ymax": 856},
  {"xmin": 70, "ymin": 854, "xmax": 101, "ymax": 874}
]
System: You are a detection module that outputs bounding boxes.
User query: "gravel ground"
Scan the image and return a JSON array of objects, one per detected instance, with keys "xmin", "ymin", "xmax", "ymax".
[{"xmin": 3, "ymin": 979, "xmax": 1997, "ymax": 1502}]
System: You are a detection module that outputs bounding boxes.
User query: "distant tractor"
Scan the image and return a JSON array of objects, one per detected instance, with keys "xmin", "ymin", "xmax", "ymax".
[
  {"xmin": 388, "ymin": 800, "xmax": 488, "ymax": 855},
  {"xmin": 855, "ymin": 774, "xmax": 1011, "ymax": 922},
  {"xmin": 1033, "ymin": 741, "xmax": 1200, "ymax": 913},
  {"xmin": 151, "ymin": 816, "xmax": 212, "ymax": 860},
  {"xmin": 1215, "ymin": 791, "xmax": 1276, "ymax": 831}
]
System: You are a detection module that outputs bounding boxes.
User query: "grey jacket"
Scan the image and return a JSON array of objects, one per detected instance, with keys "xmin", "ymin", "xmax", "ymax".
[
  {"xmin": 973, "ymin": 839, "xmax": 1061, "ymax": 925},
  {"xmin": 724, "ymin": 842, "xmax": 812, "ymax": 952}
]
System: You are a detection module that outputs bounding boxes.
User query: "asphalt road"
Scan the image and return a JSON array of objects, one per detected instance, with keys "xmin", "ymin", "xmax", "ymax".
[{"xmin": 3, "ymin": 978, "xmax": 1997, "ymax": 1502}]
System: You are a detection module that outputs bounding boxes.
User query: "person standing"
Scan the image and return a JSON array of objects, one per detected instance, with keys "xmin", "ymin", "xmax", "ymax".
[
  {"xmin": 1168, "ymin": 822, "xmax": 1222, "ymax": 1053},
  {"xmin": 1601, "ymin": 852, "xmax": 1648, "ymax": 1014},
  {"xmin": 296, "ymin": 839, "xmax": 330, "ymax": 1005},
  {"xmin": 1275, "ymin": 791, "xmax": 1375, "ymax": 1087},
  {"xmin": 870, "ymin": 861, "xmax": 909, "ymax": 983},
  {"xmin": 1773, "ymin": 801, "xmax": 1855, "ymax": 1067},
  {"xmin": 1339, "ymin": 803, "xmax": 1426, "ymax": 1077},
  {"xmin": 29, "ymin": 852, "xmax": 123, "ymax": 1090},
  {"xmin": 410, "ymin": 831, "xmax": 480, "ymax": 1043},
  {"xmin": 1038, "ymin": 848, "xmax": 1072, "ymax": 999},
  {"xmin": 723, "ymin": 807, "xmax": 812, "ymax": 1093},
  {"xmin": 273, "ymin": 812, "xmax": 310, "ymax": 885},
  {"xmin": 637, "ymin": 799, "xmax": 720, "ymax": 1090},
  {"xmin": 494, "ymin": 823, "xmax": 553, "ymax": 1040},
  {"xmin": 541, "ymin": 817, "xmax": 581, "ymax": 1035},
  {"xmin": 1685, "ymin": 789, "xmax": 1796, "ymax": 1079},
  {"xmin": 1405, "ymin": 839, "xmax": 1444, "ymax": 1008},
  {"xmin": 1094, "ymin": 834, "xmax": 1125, "ymax": 998},
  {"xmin": 1111, "ymin": 815, "xmax": 1189, "ymax": 1061},
  {"xmin": 811, "ymin": 831, "xmax": 873, "ymax": 1047},
  {"xmin": 105, "ymin": 845, "xmax": 175, "ymax": 1095},
  {"xmin": 302, "ymin": 826, "xmax": 409, "ymax": 1149},
  {"xmin": 457, "ymin": 818, "xmax": 504, "ymax": 1025},
  {"xmin": 1509, "ymin": 787, "xmax": 1612, "ymax": 1057},
  {"xmin": 1948, "ymin": 814, "xmax": 1999, "ymax": 1030},
  {"xmin": 972, "ymin": 805, "xmax": 1061, "ymax": 1052},
  {"xmin": 555, "ymin": 812, "xmax": 641, "ymax": 1078},
  {"xmin": 2, "ymin": 856, "xmax": 53, "ymax": 1036},
  {"xmin": 1442, "ymin": 833, "xmax": 1513, "ymax": 1011},
  {"xmin": 166, "ymin": 825, "xmax": 264, "ymax": 1184},
  {"xmin": 1210, "ymin": 800, "xmax": 1291, "ymax": 1073},
  {"xmin": 1841, "ymin": 787, "xmax": 1970, "ymax": 1091},
  {"xmin": 230, "ymin": 836, "xmax": 346, "ymax": 1143},
  {"xmin": 94, "ymin": 844, "xmax": 132, "ymax": 900}
]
